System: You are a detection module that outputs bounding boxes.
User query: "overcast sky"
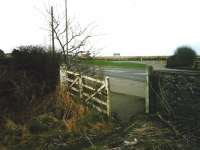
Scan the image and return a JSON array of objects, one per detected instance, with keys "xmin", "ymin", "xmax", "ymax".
[{"xmin": 0, "ymin": 0, "xmax": 200, "ymax": 56}]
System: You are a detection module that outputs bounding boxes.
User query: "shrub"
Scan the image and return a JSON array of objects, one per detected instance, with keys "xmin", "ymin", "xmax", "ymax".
[
  {"xmin": 167, "ymin": 46, "xmax": 197, "ymax": 68},
  {"xmin": 0, "ymin": 46, "xmax": 61, "ymax": 122},
  {"xmin": 11, "ymin": 45, "xmax": 61, "ymax": 92},
  {"xmin": 0, "ymin": 49, "xmax": 5, "ymax": 58},
  {"xmin": 166, "ymin": 55, "xmax": 177, "ymax": 68},
  {"xmin": 29, "ymin": 114, "xmax": 61, "ymax": 134}
]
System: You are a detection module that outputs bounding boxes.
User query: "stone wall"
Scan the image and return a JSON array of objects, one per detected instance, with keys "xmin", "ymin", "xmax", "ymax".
[{"xmin": 150, "ymin": 70, "xmax": 200, "ymax": 142}]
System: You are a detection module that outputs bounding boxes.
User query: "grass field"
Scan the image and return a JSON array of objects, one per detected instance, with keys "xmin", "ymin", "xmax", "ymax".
[{"xmin": 85, "ymin": 60, "xmax": 147, "ymax": 69}]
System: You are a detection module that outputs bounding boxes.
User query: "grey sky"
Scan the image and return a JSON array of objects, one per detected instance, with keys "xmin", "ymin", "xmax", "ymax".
[{"xmin": 0, "ymin": 0, "xmax": 200, "ymax": 56}]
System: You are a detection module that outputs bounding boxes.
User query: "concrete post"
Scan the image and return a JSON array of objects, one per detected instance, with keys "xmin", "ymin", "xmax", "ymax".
[{"xmin": 145, "ymin": 66, "xmax": 153, "ymax": 114}]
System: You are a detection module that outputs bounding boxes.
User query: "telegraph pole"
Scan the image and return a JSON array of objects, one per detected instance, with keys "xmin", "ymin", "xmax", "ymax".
[
  {"xmin": 65, "ymin": 0, "xmax": 69, "ymax": 88},
  {"xmin": 65, "ymin": 0, "xmax": 69, "ymax": 66},
  {"xmin": 51, "ymin": 6, "xmax": 55, "ymax": 53}
]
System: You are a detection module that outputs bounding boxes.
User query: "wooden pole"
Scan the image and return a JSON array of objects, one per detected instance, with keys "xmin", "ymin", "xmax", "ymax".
[
  {"xmin": 51, "ymin": 6, "xmax": 55, "ymax": 53},
  {"xmin": 65, "ymin": 0, "xmax": 69, "ymax": 66},
  {"xmin": 79, "ymin": 74, "xmax": 83, "ymax": 100}
]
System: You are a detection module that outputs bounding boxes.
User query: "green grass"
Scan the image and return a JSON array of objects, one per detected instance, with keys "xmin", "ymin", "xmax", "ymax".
[{"xmin": 84, "ymin": 60, "xmax": 146, "ymax": 69}]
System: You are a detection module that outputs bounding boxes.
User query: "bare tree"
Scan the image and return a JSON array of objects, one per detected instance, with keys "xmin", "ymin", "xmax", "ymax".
[{"xmin": 46, "ymin": 6, "xmax": 96, "ymax": 70}]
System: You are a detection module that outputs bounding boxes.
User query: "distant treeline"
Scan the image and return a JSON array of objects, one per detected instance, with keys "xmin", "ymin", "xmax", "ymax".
[{"xmin": 95, "ymin": 56, "xmax": 169, "ymax": 61}]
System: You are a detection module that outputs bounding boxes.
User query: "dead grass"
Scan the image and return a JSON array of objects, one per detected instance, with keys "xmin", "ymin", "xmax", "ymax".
[
  {"xmin": 55, "ymin": 85, "xmax": 113, "ymax": 136},
  {"xmin": 0, "ymin": 84, "xmax": 114, "ymax": 149}
]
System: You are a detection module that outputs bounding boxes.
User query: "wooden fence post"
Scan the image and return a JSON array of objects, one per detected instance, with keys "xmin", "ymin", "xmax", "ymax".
[
  {"xmin": 105, "ymin": 76, "xmax": 111, "ymax": 117},
  {"xmin": 145, "ymin": 66, "xmax": 153, "ymax": 114},
  {"xmin": 60, "ymin": 65, "xmax": 68, "ymax": 87},
  {"xmin": 78, "ymin": 74, "xmax": 83, "ymax": 100}
]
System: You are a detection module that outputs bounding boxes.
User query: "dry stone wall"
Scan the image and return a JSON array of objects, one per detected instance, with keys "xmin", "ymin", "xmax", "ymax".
[{"xmin": 150, "ymin": 70, "xmax": 200, "ymax": 142}]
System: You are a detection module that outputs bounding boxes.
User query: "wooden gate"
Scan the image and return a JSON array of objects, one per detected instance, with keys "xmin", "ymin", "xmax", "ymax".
[{"xmin": 65, "ymin": 71, "xmax": 111, "ymax": 116}]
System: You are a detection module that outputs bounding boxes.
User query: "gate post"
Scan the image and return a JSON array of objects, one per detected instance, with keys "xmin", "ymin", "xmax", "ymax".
[
  {"xmin": 145, "ymin": 66, "xmax": 153, "ymax": 114},
  {"xmin": 105, "ymin": 76, "xmax": 111, "ymax": 117}
]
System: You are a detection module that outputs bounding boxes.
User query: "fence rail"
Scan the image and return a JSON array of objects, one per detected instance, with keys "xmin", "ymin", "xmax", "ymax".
[{"xmin": 64, "ymin": 70, "xmax": 111, "ymax": 116}]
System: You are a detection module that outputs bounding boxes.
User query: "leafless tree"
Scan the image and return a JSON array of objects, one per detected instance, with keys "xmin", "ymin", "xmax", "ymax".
[{"xmin": 46, "ymin": 6, "xmax": 97, "ymax": 70}]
